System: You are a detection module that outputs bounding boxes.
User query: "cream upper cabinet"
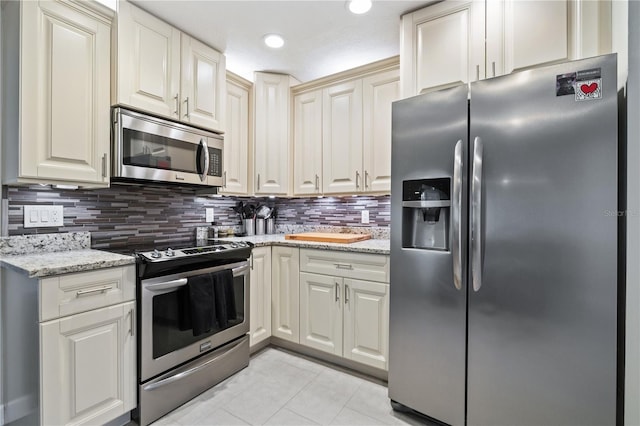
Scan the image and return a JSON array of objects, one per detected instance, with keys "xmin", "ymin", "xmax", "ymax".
[
  {"xmin": 180, "ymin": 35, "xmax": 226, "ymax": 130},
  {"xmin": 400, "ymin": 0, "xmax": 485, "ymax": 97},
  {"xmin": 40, "ymin": 302, "xmax": 136, "ymax": 425},
  {"xmin": 250, "ymin": 247, "xmax": 272, "ymax": 348},
  {"xmin": 402, "ymin": 0, "xmax": 613, "ymax": 96},
  {"xmin": 2, "ymin": 0, "xmax": 113, "ymax": 187},
  {"xmin": 115, "ymin": 1, "xmax": 225, "ymax": 133},
  {"xmin": 115, "ymin": 0, "xmax": 181, "ymax": 119},
  {"xmin": 293, "ymin": 90, "xmax": 323, "ymax": 195},
  {"xmin": 271, "ymin": 247, "xmax": 300, "ymax": 343},
  {"xmin": 254, "ymin": 72, "xmax": 293, "ymax": 195},
  {"xmin": 362, "ymin": 69, "xmax": 399, "ymax": 193},
  {"xmin": 221, "ymin": 73, "xmax": 251, "ymax": 195},
  {"xmin": 322, "ymin": 80, "xmax": 363, "ymax": 194}
]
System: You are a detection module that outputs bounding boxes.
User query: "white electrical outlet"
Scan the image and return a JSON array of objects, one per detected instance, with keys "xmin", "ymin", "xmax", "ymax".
[
  {"xmin": 23, "ymin": 205, "xmax": 63, "ymax": 228},
  {"xmin": 205, "ymin": 208, "xmax": 215, "ymax": 223},
  {"xmin": 361, "ymin": 210, "xmax": 370, "ymax": 224}
]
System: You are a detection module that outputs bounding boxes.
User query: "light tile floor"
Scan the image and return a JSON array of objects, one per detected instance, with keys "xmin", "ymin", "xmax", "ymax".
[{"xmin": 151, "ymin": 347, "xmax": 429, "ymax": 426}]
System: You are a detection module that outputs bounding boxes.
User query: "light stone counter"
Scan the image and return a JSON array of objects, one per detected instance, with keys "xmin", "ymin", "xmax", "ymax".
[
  {"xmin": 219, "ymin": 234, "xmax": 390, "ymax": 255},
  {"xmin": 0, "ymin": 232, "xmax": 135, "ymax": 278}
]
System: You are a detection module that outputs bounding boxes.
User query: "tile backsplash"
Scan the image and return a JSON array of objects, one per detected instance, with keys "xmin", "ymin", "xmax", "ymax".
[{"xmin": 5, "ymin": 184, "xmax": 390, "ymax": 248}]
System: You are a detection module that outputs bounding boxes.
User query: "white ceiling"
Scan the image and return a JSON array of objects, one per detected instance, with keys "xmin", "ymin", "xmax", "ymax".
[{"xmin": 131, "ymin": 1, "xmax": 432, "ymax": 83}]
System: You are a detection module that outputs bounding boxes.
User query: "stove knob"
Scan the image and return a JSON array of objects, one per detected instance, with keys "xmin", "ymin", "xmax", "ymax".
[
  {"xmin": 151, "ymin": 249, "xmax": 162, "ymax": 259},
  {"xmin": 230, "ymin": 243, "xmax": 238, "ymax": 248},
  {"xmin": 165, "ymin": 248, "xmax": 175, "ymax": 257}
]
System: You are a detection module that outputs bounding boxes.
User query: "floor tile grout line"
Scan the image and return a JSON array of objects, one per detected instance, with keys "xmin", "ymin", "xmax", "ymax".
[
  {"xmin": 220, "ymin": 408, "xmax": 252, "ymax": 425},
  {"xmin": 262, "ymin": 364, "xmax": 323, "ymax": 425}
]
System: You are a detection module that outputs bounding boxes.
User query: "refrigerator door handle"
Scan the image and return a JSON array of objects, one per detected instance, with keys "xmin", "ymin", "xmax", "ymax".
[
  {"xmin": 452, "ymin": 140, "xmax": 463, "ymax": 290},
  {"xmin": 471, "ymin": 136, "xmax": 484, "ymax": 292}
]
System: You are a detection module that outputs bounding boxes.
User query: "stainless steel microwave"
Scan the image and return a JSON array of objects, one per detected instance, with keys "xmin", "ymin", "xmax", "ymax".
[{"xmin": 112, "ymin": 107, "xmax": 223, "ymax": 187}]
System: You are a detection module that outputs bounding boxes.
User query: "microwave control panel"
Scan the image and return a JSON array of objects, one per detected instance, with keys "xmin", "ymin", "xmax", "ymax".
[{"xmin": 208, "ymin": 148, "xmax": 222, "ymax": 177}]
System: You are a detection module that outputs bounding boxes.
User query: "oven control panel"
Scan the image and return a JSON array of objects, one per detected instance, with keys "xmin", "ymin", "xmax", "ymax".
[{"xmin": 139, "ymin": 241, "xmax": 251, "ymax": 262}]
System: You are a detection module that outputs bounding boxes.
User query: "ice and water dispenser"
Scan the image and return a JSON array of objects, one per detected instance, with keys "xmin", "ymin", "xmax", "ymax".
[{"xmin": 402, "ymin": 178, "xmax": 451, "ymax": 250}]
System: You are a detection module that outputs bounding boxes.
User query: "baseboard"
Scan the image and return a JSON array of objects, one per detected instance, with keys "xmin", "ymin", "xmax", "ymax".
[
  {"xmin": 269, "ymin": 336, "xmax": 388, "ymax": 382},
  {"xmin": 103, "ymin": 411, "xmax": 131, "ymax": 426},
  {"xmin": 4, "ymin": 393, "xmax": 36, "ymax": 424},
  {"xmin": 249, "ymin": 337, "xmax": 271, "ymax": 355}
]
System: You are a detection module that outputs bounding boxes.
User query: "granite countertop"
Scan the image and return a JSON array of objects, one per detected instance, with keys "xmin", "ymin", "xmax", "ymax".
[
  {"xmin": 0, "ymin": 250, "xmax": 136, "ymax": 279},
  {"xmin": 221, "ymin": 234, "xmax": 390, "ymax": 255}
]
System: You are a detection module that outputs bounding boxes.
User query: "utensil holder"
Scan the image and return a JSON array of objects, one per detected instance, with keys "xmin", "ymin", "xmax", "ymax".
[
  {"xmin": 243, "ymin": 218, "xmax": 255, "ymax": 236},
  {"xmin": 266, "ymin": 218, "xmax": 275, "ymax": 234},
  {"xmin": 256, "ymin": 218, "xmax": 265, "ymax": 235}
]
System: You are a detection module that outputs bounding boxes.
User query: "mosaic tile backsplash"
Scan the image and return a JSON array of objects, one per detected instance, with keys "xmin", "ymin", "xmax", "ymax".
[{"xmin": 5, "ymin": 184, "xmax": 390, "ymax": 249}]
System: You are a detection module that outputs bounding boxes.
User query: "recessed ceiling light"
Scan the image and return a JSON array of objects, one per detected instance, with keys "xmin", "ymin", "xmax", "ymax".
[
  {"xmin": 263, "ymin": 34, "xmax": 284, "ymax": 49},
  {"xmin": 348, "ymin": 0, "xmax": 372, "ymax": 14}
]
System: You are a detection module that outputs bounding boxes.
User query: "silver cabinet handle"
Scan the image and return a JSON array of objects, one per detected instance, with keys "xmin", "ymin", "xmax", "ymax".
[
  {"xmin": 364, "ymin": 171, "xmax": 369, "ymax": 189},
  {"xmin": 335, "ymin": 281, "xmax": 340, "ymax": 302},
  {"xmin": 101, "ymin": 153, "xmax": 107, "ymax": 178},
  {"xmin": 452, "ymin": 140, "xmax": 463, "ymax": 291},
  {"xmin": 476, "ymin": 64, "xmax": 480, "ymax": 81},
  {"xmin": 76, "ymin": 285, "xmax": 113, "ymax": 297},
  {"xmin": 356, "ymin": 171, "xmax": 360, "ymax": 189},
  {"xmin": 129, "ymin": 308, "xmax": 135, "ymax": 336},
  {"xmin": 174, "ymin": 93, "xmax": 179, "ymax": 116},
  {"xmin": 492, "ymin": 61, "xmax": 496, "ymax": 77},
  {"xmin": 223, "ymin": 171, "xmax": 227, "ymax": 188},
  {"xmin": 184, "ymin": 97, "xmax": 190, "ymax": 118},
  {"xmin": 334, "ymin": 263, "xmax": 353, "ymax": 270},
  {"xmin": 344, "ymin": 284, "xmax": 349, "ymax": 304},
  {"xmin": 250, "ymin": 253, "xmax": 253, "ymax": 270},
  {"xmin": 315, "ymin": 174, "xmax": 319, "ymax": 191},
  {"xmin": 471, "ymin": 137, "xmax": 484, "ymax": 292},
  {"xmin": 257, "ymin": 174, "xmax": 261, "ymax": 191}
]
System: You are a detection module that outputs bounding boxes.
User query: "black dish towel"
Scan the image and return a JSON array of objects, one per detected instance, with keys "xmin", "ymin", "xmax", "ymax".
[
  {"xmin": 212, "ymin": 269, "xmax": 237, "ymax": 328},
  {"xmin": 185, "ymin": 273, "xmax": 216, "ymax": 336}
]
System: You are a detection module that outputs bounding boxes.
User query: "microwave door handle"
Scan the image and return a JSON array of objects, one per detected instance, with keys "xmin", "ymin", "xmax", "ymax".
[{"xmin": 199, "ymin": 139, "xmax": 209, "ymax": 182}]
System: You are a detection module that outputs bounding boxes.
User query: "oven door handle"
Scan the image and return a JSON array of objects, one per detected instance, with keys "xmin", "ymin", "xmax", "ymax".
[
  {"xmin": 145, "ymin": 278, "xmax": 188, "ymax": 292},
  {"xmin": 232, "ymin": 264, "xmax": 249, "ymax": 276},
  {"xmin": 142, "ymin": 337, "xmax": 247, "ymax": 392}
]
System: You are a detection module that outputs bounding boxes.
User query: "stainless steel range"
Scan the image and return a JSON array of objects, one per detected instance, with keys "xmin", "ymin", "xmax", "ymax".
[{"xmin": 119, "ymin": 239, "xmax": 253, "ymax": 426}]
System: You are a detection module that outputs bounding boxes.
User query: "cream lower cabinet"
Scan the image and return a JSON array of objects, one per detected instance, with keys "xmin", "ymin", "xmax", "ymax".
[
  {"xmin": 271, "ymin": 247, "xmax": 301, "ymax": 343},
  {"xmin": 299, "ymin": 249, "xmax": 390, "ymax": 370},
  {"xmin": 249, "ymin": 247, "xmax": 272, "ymax": 347},
  {"xmin": 40, "ymin": 301, "xmax": 136, "ymax": 425},
  {"xmin": 2, "ymin": 0, "xmax": 113, "ymax": 187}
]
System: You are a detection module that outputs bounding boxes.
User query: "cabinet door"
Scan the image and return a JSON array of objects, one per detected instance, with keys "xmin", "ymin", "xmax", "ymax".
[
  {"xmin": 40, "ymin": 302, "xmax": 136, "ymax": 425},
  {"xmin": 293, "ymin": 90, "xmax": 323, "ymax": 195},
  {"xmin": 181, "ymin": 35, "xmax": 226, "ymax": 132},
  {"xmin": 362, "ymin": 68, "xmax": 399, "ymax": 193},
  {"xmin": 271, "ymin": 247, "xmax": 300, "ymax": 343},
  {"xmin": 322, "ymin": 80, "xmax": 363, "ymax": 194},
  {"xmin": 300, "ymin": 272, "xmax": 343, "ymax": 356},
  {"xmin": 254, "ymin": 73, "xmax": 290, "ymax": 195},
  {"xmin": 487, "ymin": 0, "xmax": 571, "ymax": 76},
  {"xmin": 21, "ymin": 0, "xmax": 111, "ymax": 184},
  {"xmin": 221, "ymin": 75, "xmax": 250, "ymax": 195},
  {"xmin": 400, "ymin": 0, "xmax": 485, "ymax": 97},
  {"xmin": 343, "ymin": 279, "xmax": 389, "ymax": 370},
  {"xmin": 116, "ymin": 1, "xmax": 181, "ymax": 119},
  {"xmin": 249, "ymin": 247, "xmax": 272, "ymax": 347}
]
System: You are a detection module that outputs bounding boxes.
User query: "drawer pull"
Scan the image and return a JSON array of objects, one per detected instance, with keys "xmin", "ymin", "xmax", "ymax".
[
  {"xmin": 76, "ymin": 285, "xmax": 113, "ymax": 297},
  {"xmin": 334, "ymin": 263, "xmax": 353, "ymax": 270}
]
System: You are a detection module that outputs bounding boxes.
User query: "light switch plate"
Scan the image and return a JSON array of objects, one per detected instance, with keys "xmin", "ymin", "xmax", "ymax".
[
  {"xmin": 361, "ymin": 210, "xmax": 370, "ymax": 224},
  {"xmin": 205, "ymin": 208, "xmax": 214, "ymax": 223},
  {"xmin": 24, "ymin": 205, "xmax": 63, "ymax": 228}
]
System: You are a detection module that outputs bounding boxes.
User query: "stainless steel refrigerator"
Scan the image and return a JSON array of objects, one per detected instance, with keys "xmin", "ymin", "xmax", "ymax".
[{"xmin": 389, "ymin": 54, "xmax": 620, "ymax": 426}]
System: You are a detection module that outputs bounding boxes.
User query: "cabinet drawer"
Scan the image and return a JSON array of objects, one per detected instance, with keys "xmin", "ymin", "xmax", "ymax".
[
  {"xmin": 300, "ymin": 249, "xmax": 389, "ymax": 283},
  {"xmin": 40, "ymin": 266, "xmax": 136, "ymax": 321}
]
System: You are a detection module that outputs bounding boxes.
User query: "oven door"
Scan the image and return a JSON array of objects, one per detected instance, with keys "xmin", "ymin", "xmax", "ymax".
[{"xmin": 140, "ymin": 261, "xmax": 249, "ymax": 382}]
